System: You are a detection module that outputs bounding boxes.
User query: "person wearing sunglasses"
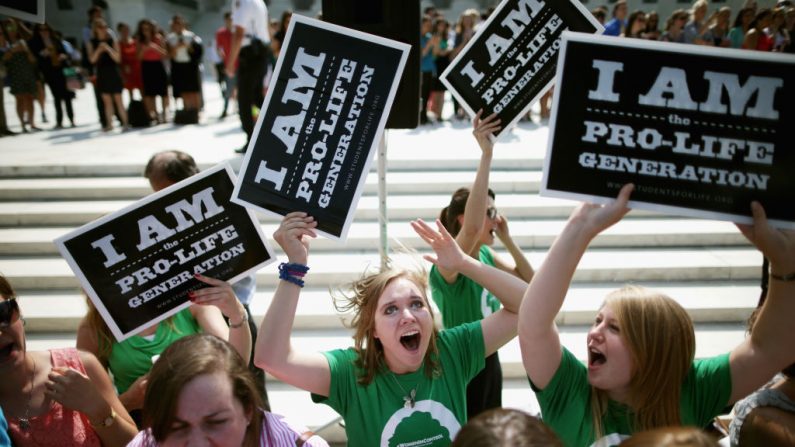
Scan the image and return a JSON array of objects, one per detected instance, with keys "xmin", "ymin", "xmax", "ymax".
[
  {"xmin": 432, "ymin": 111, "xmax": 535, "ymax": 420},
  {"xmin": 0, "ymin": 274, "xmax": 137, "ymax": 446}
]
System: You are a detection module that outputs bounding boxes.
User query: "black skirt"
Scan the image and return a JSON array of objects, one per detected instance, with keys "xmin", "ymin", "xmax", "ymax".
[
  {"xmin": 141, "ymin": 60, "xmax": 168, "ymax": 97},
  {"xmin": 170, "ymin": 61, "xmax": 200, "ymax": 97},
  {"xmin": 96, "ymin": 64, "xmax": 123, "ymax": 94}
]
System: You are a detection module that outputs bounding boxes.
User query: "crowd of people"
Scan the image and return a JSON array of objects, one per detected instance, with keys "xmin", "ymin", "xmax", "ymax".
[
  {"xmin": 418, "ymin": 0, "xmax": 795, "ymax": 124},
  {"xmin": 1, "ymin": 0, "xmax": 795, "ymax": 446}
]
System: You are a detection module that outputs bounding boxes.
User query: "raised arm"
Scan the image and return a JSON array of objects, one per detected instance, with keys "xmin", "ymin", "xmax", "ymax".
[
  {"xmin": 436, "ymin": 111, "xmax": 501, "ymax": 283},
  {"xmin": 727, "ymin": 202, "xmax": 795, "ymax": 404},
  {"xmin": 190, "ymin": 274, "xmax": 252, "ymax": 364},
  {"xmin": 519, "ymin": 184, "xmax": 633, "ymax": 389},
  {"xmin": 411, "ymin": 218, "xmax": 526, "ymax": 356},
  {"xmin": 254, "ymin": 212, "xmax": 331, "ymax": 396},
  {"xmin": 492, "ymin": 213, "xmax": 534, "ymax": 282}
]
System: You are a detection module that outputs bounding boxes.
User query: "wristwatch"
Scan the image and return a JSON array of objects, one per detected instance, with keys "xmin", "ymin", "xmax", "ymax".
[
  {"xmin": 229, "ymin": 307, "xmax": 249, "ymax": 329},
  {"xmin": 90, "ymin": 407, "xmax": 116, "ymax": 428}
]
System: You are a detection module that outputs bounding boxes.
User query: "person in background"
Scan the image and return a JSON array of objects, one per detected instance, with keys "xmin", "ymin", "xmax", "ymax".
[
  {"xmin": 430, "ymin": 17, "xmax": 452, "ymax": 121},
  {"xmin": 167, "ymin": 15, "xmax": 202, "ymax": 113},
  {"xmin": 622, "ymin": 11, "xmax": 648, "ymax": 38},
  {"xmin": 643, "ymin": 11, "xmax": 662, "ymax": 40},
  {"xmin": 604, "ymin": 0, "xmax": 628, "ymax": 36},
  {"xmin": 767, "ymin": 7, "xmax": 791, "ymax": 51},
  {"xmin": 661, "ymin": 9, "xmax": 691, "ymax": 43},
  {"xmin": 683, "ymin": 0, "xmax": 713, "ymax": 45},
  {"xmin": 28, "ymin": 23, "xmax": 75, "ymax": 129},
  {"xmin": 226, "ymin": 0, "xmax": 271, "ymax": 154},
  {"xmin": 728, "ymin": 7, "xmax": 755, "ymax": 48},
  {"xmin": 451, "ymin": 8, "xmax": 479, "ymax": 120},
  {"xmin": 82, "ymin": 6, "xmax": 116, "ymax": 130},
  {"xmin": 743, "ymin": 8, "xmax": 774, "ymax": 50},
  {"xmin": 0, "ymin": 30, "xmax": 15, "ymax": 137},
  {"xmin": 0, "ymin": 274, "xmax": 138, "ymax": 446},
  {"xmin": 2, "ymin": 19, "xmax": 38, "ymax": 133},
  {"xmin": 135, "ymin": 19, "xmax": 169, "ymax": 124},
  {"xmin": 703, "ymin": 6, "xmax": 732, "ymax": 47},
  {"xmin": 451, "ymin": 408, "xmax": 563, "ymax": 447},
  {"xmin": 591, "ymin": 7, "xmax": 608, "ymax": 26},
  {"xmin": 620, "ymin": 427, "xmax": 718, "ymax": 447},
  {"xmin": 214, "ymin": 12, "xmax": 235, "ymax": 119},
  {"xmin": 127, "ymin": 334, "xmax": 327, "ymax": 446},
  {"xmin": 419, "ymin": 15, "xmax": 436, "ymax": 125},
  {"xmin": 271, "ymin": 10, "xmax": 292, "ymax": 59},
  {"xmin": 117, "ymin": 22, "xmax": 142, "ymax": 102},
  {"xmin": 89, "ymin": 18, "xmax": 128, "ymax": 132}
]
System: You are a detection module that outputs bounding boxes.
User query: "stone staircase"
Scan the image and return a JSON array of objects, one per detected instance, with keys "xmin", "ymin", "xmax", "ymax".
[{"xmin": 0, "ymin": 83, "xmax": 762, "ymax": 444}]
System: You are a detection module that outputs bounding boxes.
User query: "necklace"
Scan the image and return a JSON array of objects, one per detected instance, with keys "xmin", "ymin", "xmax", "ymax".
[
  {"xmin": 390, "ymin": 373, "xmax": 417, "ymax": 409},
  {"xmin": 18, "ymin": 356, "xmax": 36, "ymax": 431}
]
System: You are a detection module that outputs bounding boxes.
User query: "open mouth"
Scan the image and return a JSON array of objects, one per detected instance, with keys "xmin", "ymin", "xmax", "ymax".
[
  {"xmin": 589, "ymin": 348, "xmax": 606, "ymax": 367},
  {"xmin": 400, "ymin": 330, "xmax": 421, "ymax": 351}
]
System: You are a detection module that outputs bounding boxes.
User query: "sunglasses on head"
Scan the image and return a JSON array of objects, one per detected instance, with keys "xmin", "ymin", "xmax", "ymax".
[
  {"xmin": 486, "ymin": 207, "xmax": 498, "ymax": 220},
  {"xmin": 0, "ymin": 298, "xmax": 20, "ymax": 328}
]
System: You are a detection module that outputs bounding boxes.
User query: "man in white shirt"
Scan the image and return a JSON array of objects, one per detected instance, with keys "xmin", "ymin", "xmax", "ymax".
[{"xmin": 226, "ymin": 0, "xmax": 270, "ymax": 154}]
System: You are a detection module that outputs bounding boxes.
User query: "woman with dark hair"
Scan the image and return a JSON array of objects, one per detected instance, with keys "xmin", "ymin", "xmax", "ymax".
[
  {"xmin": 2, "ymin": 19, "xmax": 38, "ymax": 132},
  {"xmin": 430, "ymin": 17, "xmax": 452, "ymax": 120},
  {"xmin": 0, "ymin": 274, "xmax": 138, "ymax": 446},
  {"xmin": 518, "ymin": 184, "xmax": 795, "ymax": 446},
  {"xmin": 89, "ymin": 18, "xmax": 128, "ymax": 131},
  {"xmin": 743, "ymin": 8, "xmax": 774, "ymax": 50},
  {"xmin": 643, "ymin": 11, "xmax": 661, "ymax": 40},
  {"xmin": 622, "ymin": 11, "xmax": 648, "ymax": 38},
  {"xmin": 135, "ymin": 19, "xmax": 169, "ymax": 123},
  {"xmin": 433, "ymin": 112, "xmax": 533, "ymax": 419},
  {"xmin": 28, "ymin": 23, "xmax": 75, "ymax": 129},
  {"xmin": 661, "ymin": 9, "xmax": 691, "ymax": 43},
  {"xmin": 255, "ymin": 208, "xmax": 527, "ymax": 445},
  {"xmin": 728, "ymin": 7, "xmax": 755, "ymax": 48},
  {"xmin": 127, "ymin": 334, "xmax": 328, "ymax": 446}
]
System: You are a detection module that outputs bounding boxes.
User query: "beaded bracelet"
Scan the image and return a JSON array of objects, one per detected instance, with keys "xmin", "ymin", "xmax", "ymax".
[{"xmin": 279, "ymin": 262, "xmax": 309, "ymax": 287}]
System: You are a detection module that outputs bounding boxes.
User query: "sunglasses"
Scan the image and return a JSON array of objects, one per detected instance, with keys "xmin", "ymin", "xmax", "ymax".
[
  {"xmin": 0, "ymin": 298, "xmax": 20, "ymax": 329},
  {"xmin": 486, "ymin": 207, "xmax": 498, "ymax": 220}
]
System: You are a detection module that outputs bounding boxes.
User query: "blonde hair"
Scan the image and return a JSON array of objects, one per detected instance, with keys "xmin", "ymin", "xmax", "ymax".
[
  {"xmin": 333, "ymin": 263, "xmax": 440, "ymax": 385},
  {"xmin": 589, "ymin": 286, "xmax": 696, "ymax": 439}
]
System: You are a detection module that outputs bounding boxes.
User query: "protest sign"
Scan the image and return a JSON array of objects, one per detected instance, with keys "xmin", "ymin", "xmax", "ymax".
[
  {"xmin": 542, "ymin": 32, "xmax": 795, "ymax": 229},
  {"xmin": 55, "ymin": 163, "xmax": 274, "ymax": 341},
  {"xmin": 0, "ymin": 0, "xmax": 45, "ymax": 23},
  {"xmin": 440, "ymin": 0, "xmax": 601, "ymax": 139},
  {"xmin": 232, "ymin": 15, "xmax": 410, "ymax": 241}
]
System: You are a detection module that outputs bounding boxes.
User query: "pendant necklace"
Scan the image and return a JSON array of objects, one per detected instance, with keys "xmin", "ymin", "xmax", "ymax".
[
  {"xmin": 390, "ymin": 372, "xmax": 417, "ymax": 409},
  {"xmin": 18, "ymin": 356, "xmax": 36, "ymax": 431}
]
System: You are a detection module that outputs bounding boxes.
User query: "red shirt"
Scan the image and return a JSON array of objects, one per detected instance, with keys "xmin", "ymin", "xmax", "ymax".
[{"xmin": 215, "ymin": 26, "xmax": 232, "ymax": 64}]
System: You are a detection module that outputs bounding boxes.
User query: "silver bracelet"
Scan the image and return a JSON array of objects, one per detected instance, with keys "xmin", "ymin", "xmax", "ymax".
[{"xmin": 228, "ymin": 307, "xmax": 249, "ymax": 329}]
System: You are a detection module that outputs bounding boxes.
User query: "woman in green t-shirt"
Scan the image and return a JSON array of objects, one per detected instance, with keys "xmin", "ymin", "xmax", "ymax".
[
  {"xmin": 432, "ymin": 110, "xmax": 534, "ymax": 419},
  {"xmin": 518, "ymin": 184, "xmax": 795, "ymax": 447},
  {"xmin": 255, "ymin": 213, "xmax": 528, "ymax": 446}
]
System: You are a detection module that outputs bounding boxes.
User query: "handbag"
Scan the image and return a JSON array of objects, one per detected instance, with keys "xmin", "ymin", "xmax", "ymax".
[{"xmin": 63, "ymin": 66, "xmax": 85, "ymax": 91}]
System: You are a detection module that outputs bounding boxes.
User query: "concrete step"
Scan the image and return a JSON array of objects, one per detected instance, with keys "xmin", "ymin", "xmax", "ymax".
[
  {"xmin": 0, "ymin": 194, "xmax": 666, "ymax": 227},
  {"xmin": 24, "ymin": 322, "xmax": 750, "ymax": 383},
  {"xmin": 0, "ymin": 247, "xmax": 762, "ymax": 291},
  {"xmin": 17, "ymin": 281, "xmax": 760, "ymax": 334},
  {"xmin": 0, "ymin": 171, "xmax": 542, "ymax": 201},
  {"xmin": 0, "ymin": 218, "xmax": 747, "ymax": 256}
]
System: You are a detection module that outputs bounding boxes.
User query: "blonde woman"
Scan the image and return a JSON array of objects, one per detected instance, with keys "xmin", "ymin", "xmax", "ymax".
[{"xmin": 519, "ymin": 184, "xmax": 795, "ymax": 446}]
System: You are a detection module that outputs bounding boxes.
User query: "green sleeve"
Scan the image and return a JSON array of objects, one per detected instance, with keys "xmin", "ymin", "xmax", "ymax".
[
  {"xmin": 438, "ymin": 321, "xmax": 486, "ymax": 383},
  {"xmin": 311, "ymin": 348, "xmax": 356, "ymax": 416},
  {"xmin": 682, "ymin": 353, "xmax": 732, "ymax": 427},
  {"xmin": 530, "ymin": 347, "xmax": 593, "ymax": 446},
  {"xmin": 429, "ymin": 264, "xmax": 466, "ymax": 316}
]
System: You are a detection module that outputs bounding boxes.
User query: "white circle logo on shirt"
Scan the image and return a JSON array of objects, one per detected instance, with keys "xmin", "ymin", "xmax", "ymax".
[
  {"xmin": 380, "ymin": 400, "xmax": 460, "ymax": 447},
  {"xmin": 480, "ymin": 288, "xmax": 497, "ymax": 317}
]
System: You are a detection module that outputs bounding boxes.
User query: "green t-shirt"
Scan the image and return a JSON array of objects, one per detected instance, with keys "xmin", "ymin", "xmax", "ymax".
[
  {"xmin": 531, "ymin": 347, "xmax": 732, "ymax": 447},
  {"xmin": 429, "ymin": 245, "xmax": 499, "ymax": 329},
  {"xmin": 108, "ymin": 308, "xmax": 202, "ymax": 394},
  {"xmin": 312, "ymin": 321, "xmax": 485, "ymax": 446}
]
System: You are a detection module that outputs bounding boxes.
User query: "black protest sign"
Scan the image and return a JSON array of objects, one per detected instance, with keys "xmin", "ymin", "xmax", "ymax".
[
  {"xmin": 543, "ymin": 32, "xmax": 795, "ymax": 229},
  {"xmin": 0, "ymin": 0, "xmax": 45, "ymax": 23},
  {"xmin": 233, "ymin": 15, "xmax": 409, "ymax": 241},
  {"xmin": 440, "ymin": 0, "xmax": 600, "ymax": 138},
  {"xmin": 55, "ymin": 164, "xmax": 274, "ymax": 341}
]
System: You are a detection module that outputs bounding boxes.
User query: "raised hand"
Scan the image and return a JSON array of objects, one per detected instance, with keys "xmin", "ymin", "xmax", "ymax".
[
  {"xmin": 472, "ymin": 109, "xmax": 501, "ymax": 154},
  {"xmin": 736, "ymin": 202, "xmax": 795, "ymax": 273},
  {"xmin": 411, "ymin": 218, "xmax": 468, "ymax": 272},
  {"xmin": 273, "ymin": 212, "xmax": 317, "ymax": 265},
  {"xmin": 190, "ymin": 274, "xmax": 245, "ymax": 321},
  {"xmin": 119, "ymin": 374, "xmax": 148, "ymax": 411},
  {"xmin": 494, "ymin": 212, "xmax": 511, "ymax": 243},
  {"xmin": 569, "ymin": 183, "xmax": 634, "ymax": 239}
]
